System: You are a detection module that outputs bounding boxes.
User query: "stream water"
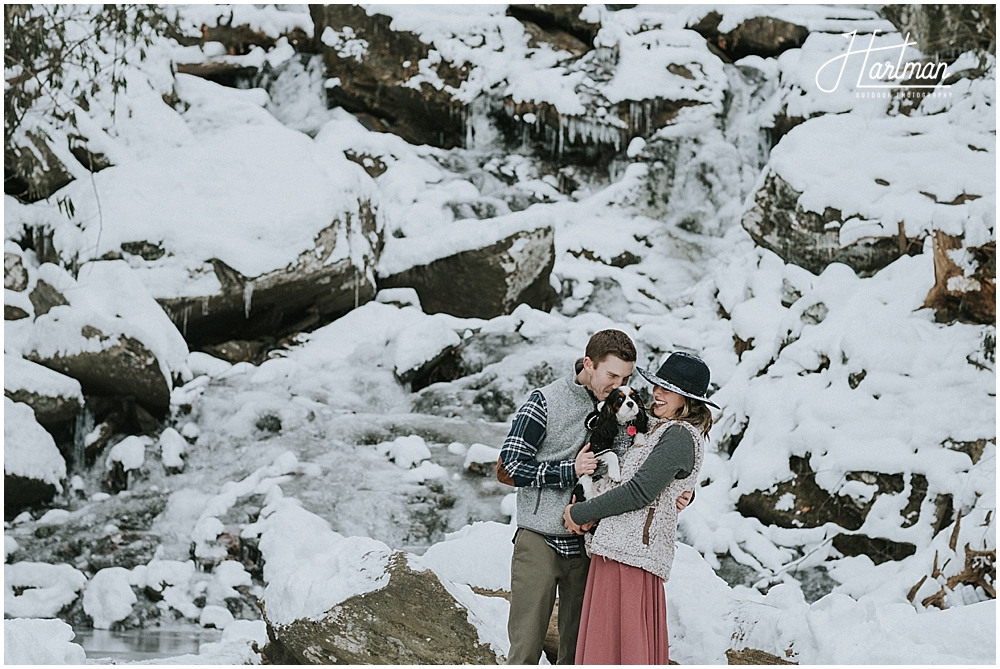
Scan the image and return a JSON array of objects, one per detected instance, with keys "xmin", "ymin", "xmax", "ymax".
[{"xmin": 74, "ymin": 627, "xmax": 222, "ymax": 662}]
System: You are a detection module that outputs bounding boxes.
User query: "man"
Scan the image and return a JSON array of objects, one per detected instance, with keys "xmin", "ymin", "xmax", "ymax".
[{"xmin": 500, "ymin": 329, "xmax": 636, "ymax": 665}]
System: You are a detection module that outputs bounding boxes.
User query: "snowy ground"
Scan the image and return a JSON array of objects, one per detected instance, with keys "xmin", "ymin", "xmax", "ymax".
[{"xmin": 4, "ymin": 3, "xmax": 995, "ymax": 665}]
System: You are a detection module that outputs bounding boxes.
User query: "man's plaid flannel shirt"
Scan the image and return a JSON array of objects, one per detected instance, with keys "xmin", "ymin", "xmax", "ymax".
[{"xmin": 499, "ymin": 389, "xmax": 586, "ymax": 559}]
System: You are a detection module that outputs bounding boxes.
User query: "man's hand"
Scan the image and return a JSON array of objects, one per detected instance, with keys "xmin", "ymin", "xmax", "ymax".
[
  {"xmin": 575, "ymin": 442, "xmax": 597, "ymax": 478},
  {"xmin": 676, "ymin": 489, "xmax": 693, "ymax": 511}
]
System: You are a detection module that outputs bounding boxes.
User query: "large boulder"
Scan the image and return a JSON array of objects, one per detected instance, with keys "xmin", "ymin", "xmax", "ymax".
[
  {"xmin": 156, "ymin": 204, "xmax": 380, "ymax": 346},
  {"xmin": 7, "ymin": 78, "xmax": 385, "ymax": 349},
  {"xmin": 744, "ymin": 110, "xmax": 994, "ymax": 276},
  {"xmin": 379, "ymin": 225, "xmax": 557, "ymax": 319},
  {"xmin": 4, "ymin": 398, "xmax": 66, "ymax": 515},
  {"xmin": 496, "ymin": 25, "xmax": 724, "ymax": 166},
  {"xmin": 879, "ymin": 5, "xmax": 996, "ymax": 60},
  {"xmin": 4, "ymin": 131, "xmax": 75, "ymax": 203},
  {"xmin": 5, "ymin": 261, "xmax": 189, "ymax": 417},
  {"xmin": 735, "ymin": 455, "xmax": 914, "ymax": 532},
  {"xmin": 689, "ymin": 12, "xmax": 809, "ymax": 62},
  {"xmin": 4, "ymin": 355, "xmax": 84, "ymax": 425},
  {"xmin": 309, "ymin": 5, "xmax": 469, "ymax": 149},
  {"xmin": 742, "ymin": 171, "xmax": 908, "ymax": 276},
  {"xmin": 263, "ymin": 552, "xmax": 498, "ymax": 664}
]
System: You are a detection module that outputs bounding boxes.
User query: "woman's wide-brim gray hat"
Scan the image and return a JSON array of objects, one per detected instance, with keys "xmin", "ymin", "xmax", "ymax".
[{"xmin": 636, "ymin": 351, "xmax": 720, "ymax": 410}]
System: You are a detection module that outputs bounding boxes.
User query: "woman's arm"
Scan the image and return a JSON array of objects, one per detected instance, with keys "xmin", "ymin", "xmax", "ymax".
[{"xmin": 568, "ymin": 425, "xmax": 695, "ymax": 526}]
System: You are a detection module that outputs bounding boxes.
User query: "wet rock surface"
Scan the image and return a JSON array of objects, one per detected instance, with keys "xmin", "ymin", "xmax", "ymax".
[{"xmin": 8, "ymin": 490, "xmax": 170, "ymax": 571}]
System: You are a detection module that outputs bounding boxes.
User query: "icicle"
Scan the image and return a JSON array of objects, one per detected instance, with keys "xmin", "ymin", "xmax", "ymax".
[
  {"xmin": 243, "ymin": 280, "xmax": 254, "ymax": 319},
  {"xmin": 182, "ymin": 304, "xmax": 190, "ymax": 337},
  {"xmin": 72, "ymin": 408, "xmax": 95, "ymax": 474}
]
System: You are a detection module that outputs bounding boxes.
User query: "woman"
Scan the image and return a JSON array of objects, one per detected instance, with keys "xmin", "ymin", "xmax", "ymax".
[{"xmin": 563, "ymin": 351, "xmax": 717, "ymax": 665}]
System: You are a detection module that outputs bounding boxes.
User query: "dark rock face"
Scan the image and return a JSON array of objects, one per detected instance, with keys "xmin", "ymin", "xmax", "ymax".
[
  {"xmin": 507, "ymin": 4, "xmax": 599, "ymax": 51},
  {"xmin": 4, "ymin": 388, "xmax": 82, "ymax": 425},
  {"xmin": 4, "ymin": 131, "xmax": 75, "ymax": 202},
  {"xmin": 742, "ymin": 172, "xmax": 917, "ymax": 276},
  {"xmin": 4, "ymin": 475, "xmax": 58, "ymax": 519},
  {"xmin": 831, "ymin": 533, "xmax": 917, "ymax": 565},
  {"xmin": 28, "ymin": 279, "xmax": 69, "ymax": 317},
  {"xmin": 879, "ymin": 4, "xmax": 996, "ymax": 60},
  {"xmin": 689, "ymin": 12, "xmax": 809, "ymax": 62},
  {"xmin": 736, "ymin": 455, "xmax": 916, "ymax": 532},
  {"xmin": 159, "ymin": 206, "xmax": 380, "ymax": 347},
  {"xmin": 263, "ymin": 553, "xmax": 498, "ymax": 664},
  {"xmin": 380, "ymin": 226, "xmax": 557, "ymax": 319},
  {"xmin": 309, "ymin": 4, "xmax": 469, "ymax": 149},
  {"xmin": 27, "ymin": 332, "xmax": 171, "ymax": 417},
  {"xmin": 923, "ymin": 230, "xmax": 995, "ymax": 325}
]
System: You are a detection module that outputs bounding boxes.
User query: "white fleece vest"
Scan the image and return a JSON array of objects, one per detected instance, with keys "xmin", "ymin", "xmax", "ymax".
[{"xmin": 586, "ymin": 417, "xmax": 705, "ymax": 581}]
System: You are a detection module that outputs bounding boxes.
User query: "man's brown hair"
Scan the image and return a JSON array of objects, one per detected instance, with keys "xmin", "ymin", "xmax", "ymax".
[{"xmin": 585, "ymin": 329, "xmax": 637, "ymax": 365}]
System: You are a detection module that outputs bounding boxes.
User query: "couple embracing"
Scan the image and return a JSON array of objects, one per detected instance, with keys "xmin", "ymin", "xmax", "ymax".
[{"xmin": 499, "ymin": 329, "xmax": 718, "ymax": 665}]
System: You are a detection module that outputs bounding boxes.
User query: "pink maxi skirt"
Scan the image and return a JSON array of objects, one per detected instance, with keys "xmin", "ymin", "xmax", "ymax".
[{"xmin": 575, "ymin": 554, "xmax": 670, "ymax": 665}]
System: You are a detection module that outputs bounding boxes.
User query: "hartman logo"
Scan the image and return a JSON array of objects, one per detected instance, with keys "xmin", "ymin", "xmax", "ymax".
[{"xmin": 816, "ymin": 30, "xmax": 952, "ymax": 96}]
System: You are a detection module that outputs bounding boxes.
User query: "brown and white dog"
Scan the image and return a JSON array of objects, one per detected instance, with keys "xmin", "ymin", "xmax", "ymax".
[{"xmin": 573, "ymin": 386, "xmax": 649, "ymax": 501}]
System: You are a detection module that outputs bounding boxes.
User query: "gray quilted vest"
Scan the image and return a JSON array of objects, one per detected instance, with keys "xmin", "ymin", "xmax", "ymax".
[{"xmin": 515, "ymin": 370, "xmax": 596, "ymax": 537}]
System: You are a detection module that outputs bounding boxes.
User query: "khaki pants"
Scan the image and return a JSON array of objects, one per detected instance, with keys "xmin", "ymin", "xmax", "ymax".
[{"xmin": 506, "ymin": 528, "xmax": 590, "ymax": 665}]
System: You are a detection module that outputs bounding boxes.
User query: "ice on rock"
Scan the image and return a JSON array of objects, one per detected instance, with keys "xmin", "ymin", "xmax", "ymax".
[
  {"xmin": 83, "ymin": 567, "xmax": 138, "ymax": 629},
  {"xmin": 403, "ymin": 461, "xmax": 448, "ymax": 482},
  {"xmin": 393, "ymin": 318, "xmax": 461, "ymax": 379},
  {"xmin": 106, "ymin": 435, "xmax": 147, "ymax": 471},
  {"xmin": 384, "ymin": 435, "xmax": 432, "ymax": 469},
  {"xmin": 4, "ymin": 562, "xmax": 88, "ymax": 618},
  {"xmin": 500, "ymin": 493, "xmax": 517, "ymax": 519},
  {"xmin": 159, "ymin": 427, "xmax": 187, "ymax": 470},
  {"xmin": 4, "ymin": 535, "xmax": 19, "ymax": 561},
  {"xmin": 200, "ymin": 604, "xmax": 235, "ymax": 629},
  {"xmin": 464, "ymin": 443, "xmax": 501, "ymax": 470},
  {"xmin": 180, "ymin": 422, "xmax": 201, "ymax": 440},
  {"xmin": 187, "ymin": 351, "xmax": 233, "ymax": 377},
  {"xmin": 4, "ymin": 618, "xmax": 87, "ymax": 665}
]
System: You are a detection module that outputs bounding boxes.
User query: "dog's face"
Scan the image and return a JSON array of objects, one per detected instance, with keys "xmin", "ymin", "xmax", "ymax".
[{"xmin": 602, "ymin": 386, "xmax": 644, "ymax": 425}]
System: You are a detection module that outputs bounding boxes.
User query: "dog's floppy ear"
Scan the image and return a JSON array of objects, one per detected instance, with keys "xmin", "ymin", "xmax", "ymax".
[
  {"xmin": 584, "ymin": 410, "xmax": 601, "ymax": 431},
  {"xmin": 633, "ymin": 393, "xmax": 649, "ymax": 433}
]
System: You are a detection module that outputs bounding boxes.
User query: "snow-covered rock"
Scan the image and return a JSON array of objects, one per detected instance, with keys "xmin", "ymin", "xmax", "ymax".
[
  {"xmin": 3, "ymin": 354, "xmax": 83, "ymax": 424},
  {"xmin": 254, "ymin": 495, "xmax": 501, "ymax": 663},
  {"xmin": 4, "ymin": 561, "xmax": 88, "ymax": 618},
  {"xmin": 83, "ymin": 566, "xmax": 138, "ymax": 629},
  {"xmin": 380, "ymin": 224, "xmax": 557, "ymax": 320},
  {"xmin": 463, "ymin": 443, "xmax": 501, "ymax": 476},
  {"xmin": 4, "ymin": 397, "xmax": 66, "ymax": 511},
  {"xmin": 3, "ymin": 618, "xmax": 87, "ymax": 665},
  {"xmin": 384, "ymin": 435, "xmax": 432, "ymax": 469},
  {"xmin": 5, "ymin": 259, "xmax": 190, "ymax": 415},
  {"xmin": 158, "ymin": 427, "xmax": 187, "ymax": 472}
]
